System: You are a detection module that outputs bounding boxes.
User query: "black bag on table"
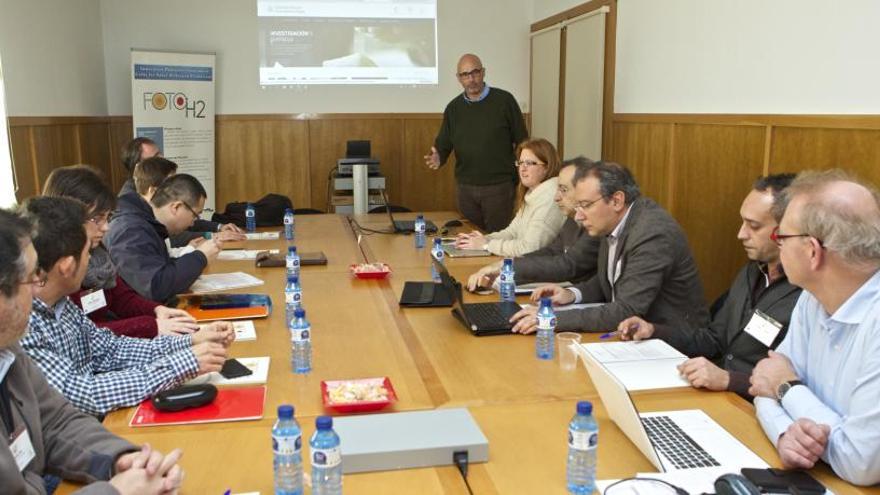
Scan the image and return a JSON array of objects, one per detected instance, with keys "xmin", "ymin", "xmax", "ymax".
[{"xmin": 212, "ymin": 193, "xmax": 293, "ymax": 227}]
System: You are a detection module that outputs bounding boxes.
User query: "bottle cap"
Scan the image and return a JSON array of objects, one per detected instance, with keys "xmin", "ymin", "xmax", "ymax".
[
  {"xmin": 540, "ymin": 297, "xmax": 552, "ymax": 308},
  {"xmin": 417, "ymin": 214, "xmax": 424, "ymax": 219},
  {"xmin": 285, "ymin": 208, "xmax": 292, "ymax": 214},
  {"xmin": 294, "ymin": 308, "xmax": 305, "ymax": 318},
  {"xmin": 288, "ymin": 246, "xmax": 297, "ymax": 254},
  {"xmin": 278, "ymin": 404, "xmax": 294, "ymax": 419},
  {"xmin": 433, "ymin": 237, "xmax": 442, "ymax": 246},
  {"xmin": 577, "ymin": 401, "xmax": 593, "ymax": 415},
  {"xmin": 503, "ymin": 258, "xmax": 513, "ymax": 267},
  {"xmin": 316, "ymin": 415, "xmax": 333, "ymax": 430},
  {"xmin": 287, "ymin": 274, "xmax": 299, "ymax": 284}
]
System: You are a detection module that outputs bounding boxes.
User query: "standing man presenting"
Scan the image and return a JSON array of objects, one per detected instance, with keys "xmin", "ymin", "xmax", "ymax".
[{"xmin": 425, "ymin": 53, "xmax": 528, "ymax": 232}]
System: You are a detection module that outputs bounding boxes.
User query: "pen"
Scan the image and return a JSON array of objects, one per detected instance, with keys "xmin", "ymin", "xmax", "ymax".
[{"xmin": 599, "ymin": 330, "xmax": 619, "ymax": 340}]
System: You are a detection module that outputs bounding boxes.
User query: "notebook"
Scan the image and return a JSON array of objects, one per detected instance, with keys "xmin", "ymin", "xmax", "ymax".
[
  {"xmin": 129, "ymin": 386, "xmax": 266, "ymax": 427},
  {"xmin": 577, "ymin": 340, "xmax": 690, "ymax": 391},
  {"xmin": 176, "ymin": 294, "xmax": 272, "ymax": 321},
  {"xmin": 188, "ymin": 272, "xmax": 264, "ymax": 294}
]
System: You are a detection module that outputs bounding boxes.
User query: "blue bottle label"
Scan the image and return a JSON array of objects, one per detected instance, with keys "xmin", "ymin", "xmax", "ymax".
[
  {"xmin": 246, "ymin": 210, "xmax": 255, "ymax": 217},
  {"xmin": 537, "ymin": 315, "xmax": 556, "ymax": 330},
  {"xmin": 273, "ymin": 433, "xmax": 302, "ymax": 455},
  {"xmin": 568, "ymin": 430, "xmax": 597, "ymax": 451},
  {"xmin": 499, "ymin": 273, "xmax": 509, "ymax": 283},
  {"xmin": 284, "ymin": 216, "xmax": 293, "ymax": 225},
  {"xmin": 433, "ymin": 249, "xmax": 444, "ymax": 262},
  {"xmin": 312, "ymin": 446, "xmax": 341, "ymax": 467},
  {"xmin": 291, "ymin": 326, "xmax": 310, "ymax": 342},
  {"xmin": 285, "ymin": 292, "xmax": 302, "ymax": 305}
]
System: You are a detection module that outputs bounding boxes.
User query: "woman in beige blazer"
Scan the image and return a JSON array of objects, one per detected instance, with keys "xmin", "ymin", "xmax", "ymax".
[{"xmin": 455, "ymin": 138, "xmax": 566, "ymax": 257}]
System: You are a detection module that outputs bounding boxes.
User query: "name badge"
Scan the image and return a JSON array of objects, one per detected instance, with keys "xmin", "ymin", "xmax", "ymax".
[
  {"xmin": 80, "ymin": 289, "xmax": 107, "ymax": 314},
  {"xmin": 744, "ymin": 309, "xmax": 783, "ymax": 347},
  {"xmin": 10, "ymin": 426, "xmax": 36, "ymax": 472}
]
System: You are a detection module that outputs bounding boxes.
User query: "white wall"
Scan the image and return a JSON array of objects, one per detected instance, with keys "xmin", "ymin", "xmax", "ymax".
[
  {"xmin": 100, "ymin": 0, "xmax": 532, "ymax": 115},
  {"xmin": 615, "ymin": 0, "xmax": 880, "ymax": 114},
  {"xmin": 0, "ymin": 0, "xmax": 107, "ymax": 116},
  {"xmin": 532, "ymin": 0, "xmax": 586, "ymax": 22}
]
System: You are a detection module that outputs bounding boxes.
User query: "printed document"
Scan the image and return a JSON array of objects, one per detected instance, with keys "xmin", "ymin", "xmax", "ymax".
[{"xmin": 577, "ymin": 340, "xmax": 690, "ymax": 391}]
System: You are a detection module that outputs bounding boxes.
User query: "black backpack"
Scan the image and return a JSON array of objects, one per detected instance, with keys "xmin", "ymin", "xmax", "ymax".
[{"xmin": 212, "ymin": 193, "xmax": 294, "ymax": 227}]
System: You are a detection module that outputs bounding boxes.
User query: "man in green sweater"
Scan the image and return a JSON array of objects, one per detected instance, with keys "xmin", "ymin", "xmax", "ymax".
[{"xmin": 424, "ymin": 53, "xmax": 528, "ymax": 232}]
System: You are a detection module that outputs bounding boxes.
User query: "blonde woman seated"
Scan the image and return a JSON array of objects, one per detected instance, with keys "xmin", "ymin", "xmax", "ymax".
[{"xmin": 455, "ymin": 138, "xmax": 566, "ymax": 256}]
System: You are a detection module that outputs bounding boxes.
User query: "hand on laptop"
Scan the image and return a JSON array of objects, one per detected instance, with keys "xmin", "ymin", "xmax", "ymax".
[
  {"xmin": 529, "ymin": 284, "xmax": 575, "ymax": 305},
  {"xmin": 777, "ymin": 418, "xmax": 830, "ymax": 470},
  {"xmin": 617, "ymin": 316, "xmax": 655, "ymax": 340},
  {"xmin": 455, "ymin": 231, "xmax": 487, "ymax": 250},
  {"xmin": 509, "ymin": 305, "xmax": 538, "ymax": 334},
  {"xmin": 466, "ymin": 263, "xmax": 501, "ymax": 292},
  {"xmin": 677, "ymin": 357, "xmax": 730, "ymax": 391}
]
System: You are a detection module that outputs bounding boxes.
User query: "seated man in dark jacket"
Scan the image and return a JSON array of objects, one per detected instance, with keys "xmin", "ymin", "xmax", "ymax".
[
  {"xmin": 0, "ymin": 208, "xmax": 184, "ymax": 494},
  {"xmin": 511, "ymin": 161, "xmax": 709, "ymax": 335},
  {"xmin": 617, "ymin": 174, "xmax": 802, "ymax": 399},
  {"xmin": 106, "ymin": 173, "xmax": 223, "ymax": 302},
  {"xmin": 465, "ymin": 156, "xmax": 600, "ymax": 291}
]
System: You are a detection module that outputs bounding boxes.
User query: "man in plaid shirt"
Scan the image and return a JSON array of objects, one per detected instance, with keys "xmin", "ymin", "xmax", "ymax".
[{"xmin": 19, "ymin": 197, "xmax": 233, "ymax": 416}]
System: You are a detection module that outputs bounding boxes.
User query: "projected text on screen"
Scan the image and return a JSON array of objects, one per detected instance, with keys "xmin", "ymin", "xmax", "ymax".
[{"xmin": 258, "ymin": 0, "xmax": 438, "ymax": 86}]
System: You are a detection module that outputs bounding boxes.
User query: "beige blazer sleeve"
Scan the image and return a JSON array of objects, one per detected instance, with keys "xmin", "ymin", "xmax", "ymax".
[{"xmin": 485, "ymin": 178, "xmax": 566, "ymax": 257}]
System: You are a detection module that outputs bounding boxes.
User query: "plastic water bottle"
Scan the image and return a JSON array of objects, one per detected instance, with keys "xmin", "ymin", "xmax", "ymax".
[
  {"xmin": 286, "ymin": 246, "xmax": 301, "ymax": 278},
  {"xmin": 273, "ymin": 404, "xmax": 304, "ymax": 495},
  {"xmin": 290, "ymin": 308, "xmax": 311, "ymax": 374},
  {"xmin": 430, "ymin": 237, "xmax": 444, "ymax": 282},
  {"xmin": 536, "ymin": 297, "xmax": 556, "ymax": 360},
  {"xmin": 311, "ymin": 416, "xmax": 342, "ymax": 495},
  {"xmin": 499, "ymin": 258, "xmax": 516, "ymax": 302},
  {"xmin": 246, "ymin": 202, "xmax": 257, "ymax": 232},
  {"xmin": 414, "ymin": 214, "xmax": 426, "ymax": 249},
  {"xmin": 285, "ymin": 274, "xmax": 303, "ymax": 321},
  {"xmin": 284, "ymin": 208, "xmax": 295, "ymax": 242},
  {"xmin": 566, "ymin": 401, "xmax": 598, "ymax": 494}
]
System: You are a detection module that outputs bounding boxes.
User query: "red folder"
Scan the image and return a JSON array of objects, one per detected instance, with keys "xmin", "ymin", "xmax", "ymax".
[{"xmin": 129, "ymin": 386, "xmax": 266, "ymax": 427}]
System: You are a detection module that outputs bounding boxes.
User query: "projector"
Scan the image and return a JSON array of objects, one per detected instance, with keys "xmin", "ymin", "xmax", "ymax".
[{"xmin": 337, "ymin": 158, "xmax": 381, "ymax": 176}]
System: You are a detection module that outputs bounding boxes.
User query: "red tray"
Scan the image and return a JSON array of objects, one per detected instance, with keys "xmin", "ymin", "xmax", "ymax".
[
  {"xmin": 349, "ymin": 263, "xmax": 392, "ymax": 279},
  {"xmin": 321, "ymin": 377, "xmax": 398, "ymax": 413}
]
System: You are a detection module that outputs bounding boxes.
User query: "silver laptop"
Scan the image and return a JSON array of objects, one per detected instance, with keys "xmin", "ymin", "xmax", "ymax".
[
  {"xmin": 579, "ymin": 351, "xmax": 768, "ymax": 472},
  {"xmin": 440, "ymin": 239, "xmax": 492, "ymax": 258}
]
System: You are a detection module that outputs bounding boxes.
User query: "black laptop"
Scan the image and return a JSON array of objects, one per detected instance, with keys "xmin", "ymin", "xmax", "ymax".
[
  {"xmin": 431, "ymin": 257, "xmax": 520, "ymax": 336},
  {"xmin": 379, "ymin": 189, "xmax": 438, "ymax": 233}
]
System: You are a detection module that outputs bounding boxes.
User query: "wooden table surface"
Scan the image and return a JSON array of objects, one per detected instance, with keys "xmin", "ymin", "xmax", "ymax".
[{"xmin": 62, "ymin": 212, "xmax": 878, "ymax": 494}]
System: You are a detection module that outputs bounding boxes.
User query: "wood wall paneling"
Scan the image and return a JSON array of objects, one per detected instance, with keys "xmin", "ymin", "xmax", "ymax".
[
  {"xmin": 215, "ymin": 119, "xmax": 311, "ymax": 211},
  {"xmin": 77, "ymin": 123, "xmax": 113, "ymax": 182},
  {"xmin": 29, "ymin": 124, "xmax": 80, "ymax": 194},
  {"xmin": 608, "ymin": 121, "xmax": 673, "ymax": 210},
  {"xmin": 769, "ymin": 127, "xmax": 880, "ymax": 185},
  {"xmin": 400, "ymin": 118, "xmax": 458, "ymax": 212},
  {"xmin": 672, "ymin": 123, "xmax": 766, "ymax": 302},
  {"xmin": 107, "ymin": 119, "xmax": 133, "ymax": 192},
  {"xmin": 9, "ymin": 126, "xmax": 37, "ymax": 202}
]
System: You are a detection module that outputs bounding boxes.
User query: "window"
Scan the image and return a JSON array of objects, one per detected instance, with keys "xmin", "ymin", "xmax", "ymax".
[{"xmin": 0, "ymin": 54, "xmax": 16, "ymax": 208}]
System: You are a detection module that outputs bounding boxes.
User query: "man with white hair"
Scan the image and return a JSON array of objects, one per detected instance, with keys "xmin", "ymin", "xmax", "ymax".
[{"xmin": 749, "ymin": 169, "xmax": 880, "ymax": 486}]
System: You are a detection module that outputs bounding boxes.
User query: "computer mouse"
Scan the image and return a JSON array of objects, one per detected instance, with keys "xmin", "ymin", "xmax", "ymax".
[
  {"xmin": 714, "ymin": 473, "xmax": 761, "ymax": 495},
  {"xmin": 444, "ymin": 219, "xmax": 463, "ymax": 228}
]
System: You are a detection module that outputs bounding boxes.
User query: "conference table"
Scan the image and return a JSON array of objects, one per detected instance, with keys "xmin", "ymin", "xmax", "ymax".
[{"xmin": 62, "ymin": 212, "xmax": 877, "ymax": 494}]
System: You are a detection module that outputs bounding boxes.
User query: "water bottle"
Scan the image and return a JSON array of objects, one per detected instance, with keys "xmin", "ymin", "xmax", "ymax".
[
  {"xmin": 284, "ymin": 208, "xmax": 295, "ymax": 242},
  {"xmin": 273, "ymin": 404, "xmax": 304, "ymax": 495},
  {"xmin": 311, "ymin": 416, "xmax": 342, "ymax": 495},
  {"xmin": 414, "ymin": 214, "xmax": 426, "ymax": 249},
  {"xmin": 536, "ymin": 297, "xmax": 556, "ymax": 360},
  {"xmin": 290, "ymin": 308, "xmax": 311, "ymax": 374},
  {"xmin": 286, "ymin": 246, "xmax": 301, "ymax": 278},
  {"xmin": 430, "ymin": 237, "xmax": 444, "ymax": 283},
  {"xmin": 566, "ymin": 401, "xmax": 598, "ymax": 494},
  {"xmin": 499, "ymin": 258, "xmax": 516, "ymax": 302},
  {"xmin": 246, "ymin": 202, "xmax": 257, "ymax": 232},
  {"xmin": 285, "ymin": 274, "xmax": 303, "ymax": 322}
]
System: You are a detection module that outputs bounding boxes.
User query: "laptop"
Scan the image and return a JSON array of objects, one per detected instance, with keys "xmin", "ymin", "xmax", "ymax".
[
  {"xmin": 579, "ymin": 350, "xmax": 769, "ymax": 472},
  {"xmin": 440, "ymin": 239, "xmax": 493, "ymax": 258},
  {"xmin": 378, "ymin": 189, "xmax": 438, "ymax": 233},
  {"xmin": 430, "ymin": 257, "xmax": 520, "ymax": 336}
]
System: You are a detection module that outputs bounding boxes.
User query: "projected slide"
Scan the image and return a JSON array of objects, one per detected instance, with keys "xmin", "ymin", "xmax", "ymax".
[{"xmin": 258, "ymin": 0, "xmax": 438, "ymax": 85}]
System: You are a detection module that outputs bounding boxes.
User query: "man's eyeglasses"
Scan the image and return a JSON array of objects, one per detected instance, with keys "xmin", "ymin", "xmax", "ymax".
[
  {"xmin": 770, "ymin": 226, "xmax": 823, "ymax": 247},
  {"xmin": 87, "ymin": 212, "xmax": 112, "ymax": 226},
  {"xmin": 456, "ymin": 68, "xmax": 484, "ymax": 79},
  {"xmin": 513, "ymin": 160, "xmax": 544, "ymax": 169},
  {"xmin": 20, "ymin": 268, "xmax": 47, "ymax": 288},
  {"xmin": 573, "ymin": 196, "xmax": 605, "ymax": 211},
  {"xmin": 182, "ymin": 202, "xmax": 213, "ymax": 220}
]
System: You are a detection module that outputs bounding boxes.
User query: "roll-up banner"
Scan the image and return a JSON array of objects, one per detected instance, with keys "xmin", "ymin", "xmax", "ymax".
[{"xmin": 131, "ymin": 49, "xmax": 216, "ymax": 211}]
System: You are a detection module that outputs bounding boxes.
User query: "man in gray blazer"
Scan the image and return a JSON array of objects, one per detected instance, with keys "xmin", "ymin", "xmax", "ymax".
[
  {"xmin": 465, "ymin": 156, "xmax": 600, "ymax": 290},
  {"xmin": 510, "ymin": 161, "xmax": 709, "ymax": 334}
]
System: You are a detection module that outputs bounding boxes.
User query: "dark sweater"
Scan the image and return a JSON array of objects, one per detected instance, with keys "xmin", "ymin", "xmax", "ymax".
[
  {"xmin": 70, "ymin": 276, "xmax": 161, "ymax": 339},
  {"xmin": 653, "ymin": 262, "xmax": 801, "ymax": 399},
  {"xmin": 434, "ymin": 87, "xmax": 528, "ymax": 186}
]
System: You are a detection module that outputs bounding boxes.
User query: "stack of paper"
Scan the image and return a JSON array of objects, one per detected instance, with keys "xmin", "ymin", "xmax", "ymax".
[
  {"xmin": 244, "ymin": 231, "xmax": 280, "ymax": 240},
  {"xmin": 188, "ymin": 272, "xmax": 264, "ymax": 294},
  {"xmin": 232, "ymin": 320, "xmax": 256, "ymax": 342},
  {"xmin": 576, "ymin": 340, "xmax": 690, "ymax": 391}
]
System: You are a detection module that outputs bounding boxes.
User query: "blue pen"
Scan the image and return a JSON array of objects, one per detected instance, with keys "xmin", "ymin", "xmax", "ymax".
[
  {"xmin": 222, "ymin": 490, "xmax": 230, "ymax": 495},
  {"xmin": 599, "ymin": 330, "xmax": 619, "ymax": 340}
]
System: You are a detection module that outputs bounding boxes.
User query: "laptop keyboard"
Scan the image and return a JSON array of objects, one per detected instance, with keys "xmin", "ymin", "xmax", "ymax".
[
  {"xmin": 464, "ymin": 302, "xmax": 518, "ymax": 328},
  {"xmin": 641, "ymin": 416, "xmax": 721, "ymax": 469}
]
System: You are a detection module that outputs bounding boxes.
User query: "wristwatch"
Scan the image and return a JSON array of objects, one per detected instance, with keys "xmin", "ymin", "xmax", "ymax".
[{"xmin": 776, "ymin": 380, "xmax": 804, "ymax": 401}]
